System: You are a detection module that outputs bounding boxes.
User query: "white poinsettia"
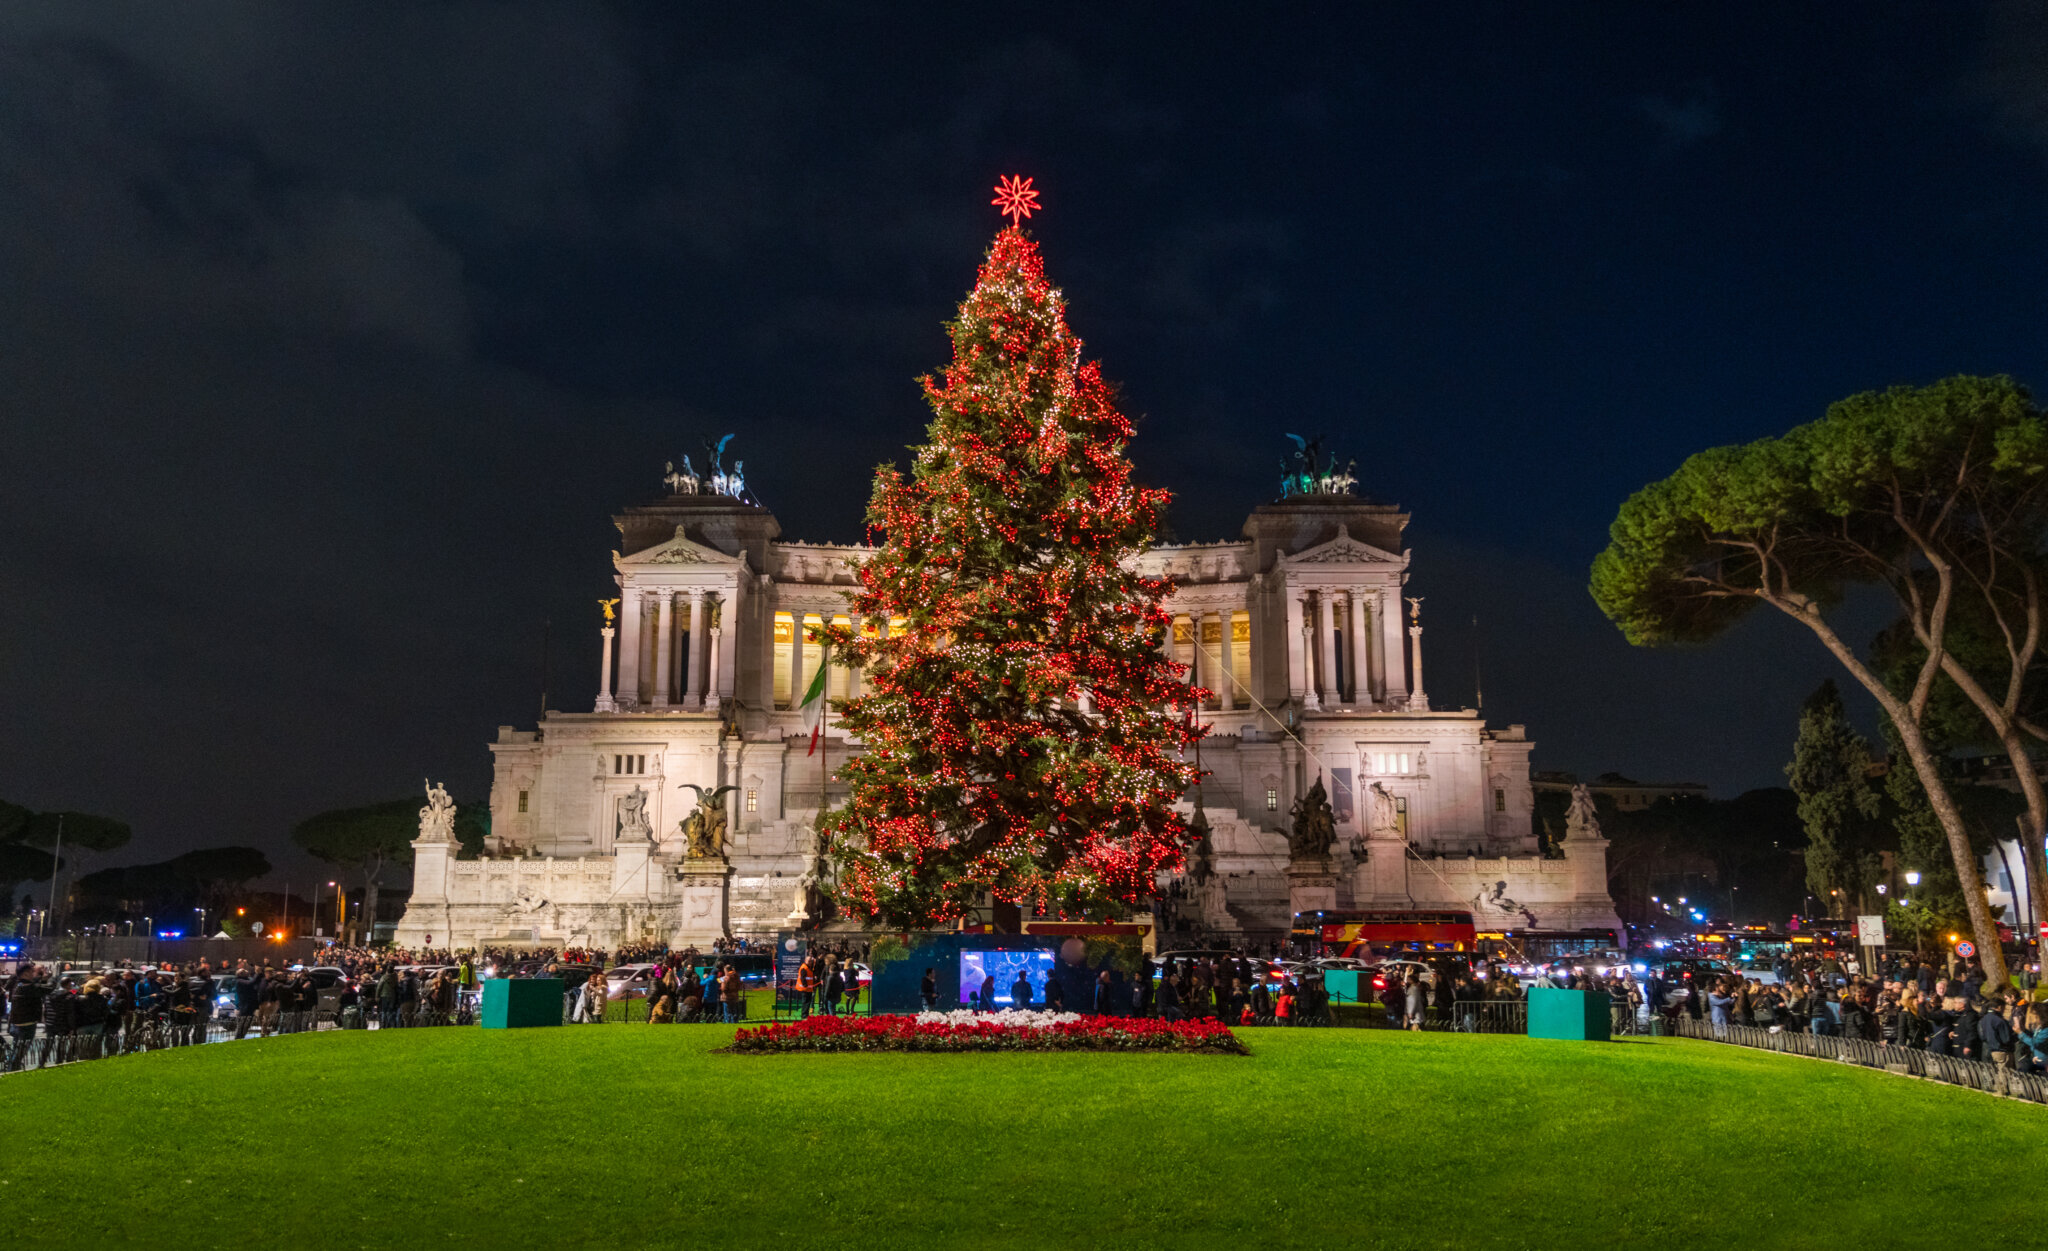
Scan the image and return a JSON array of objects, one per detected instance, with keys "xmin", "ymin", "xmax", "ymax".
[{"xmin": 914, "ymin": 1008, "xmax": 1083, "ymax": 1029}]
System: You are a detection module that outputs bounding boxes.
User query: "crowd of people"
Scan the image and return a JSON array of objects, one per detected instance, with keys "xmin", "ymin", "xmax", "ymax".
[
  {"xmin": 786, "ymin": 953, "xmax": 867, "ymax": 1017},
  {"xmin": 2, "ymin": 959, "xmax": 342, "ymax": 1070},
  {"xmin": 1676, "ymin": 959, "xmax": 2047, "ymax": 1069},
  {"xmin": 927, "ymin": 953, "xmax": 1520, "ymax": 1029},
  {"xmin": 15, "ymin": 931, "xmax": 2048, "ymax": 1086},
  {"xmin": 567, "ymin": 955, "xmax": 749, "ymax": 1025}
]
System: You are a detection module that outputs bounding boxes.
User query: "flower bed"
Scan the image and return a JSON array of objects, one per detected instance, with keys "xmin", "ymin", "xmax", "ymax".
[{"xmin": 724, "ymin": 1010, "xmax": 1248, "ymax": 1054}]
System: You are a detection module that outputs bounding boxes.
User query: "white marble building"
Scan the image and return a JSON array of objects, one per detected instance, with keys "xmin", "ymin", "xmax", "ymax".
[{"xmin": 395, "ymin": 456, "xmax": 1621, "ymax": 949}]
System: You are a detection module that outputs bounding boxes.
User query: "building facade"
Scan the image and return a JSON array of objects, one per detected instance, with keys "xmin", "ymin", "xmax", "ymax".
[
  {"xmin": 1533, "ymin": 770, "xmax": 1709, "ymax": 813},
  {"xmin": 394, "ymin": 459, "xmax": 1621, "ymax": 949}
]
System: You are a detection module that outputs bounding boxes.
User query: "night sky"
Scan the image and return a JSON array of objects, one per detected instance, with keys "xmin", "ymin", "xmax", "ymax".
[{"xmin": 7, "ymin": 3, "xmax": 2048, "ymax": 885}]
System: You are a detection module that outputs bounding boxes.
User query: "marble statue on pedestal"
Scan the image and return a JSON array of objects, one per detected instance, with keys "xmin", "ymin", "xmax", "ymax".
[
  {"xmin": 1366, "ymin": 781, "xmax": 1401, "ymax": 839},
  {"xmin": 1565, "ymin": 783, "xmax": 1603, "ymax": 841},
  {"xmin": 617, "ymin": 785, "xmax": 652, "ymax": 842},
  {"xmin": 677, "ymin": 783, "xmax": 738, "ymax": 859},
  {"xmin": 418, "ymin": 779, "xmax": 456, "ymax": 843},
  {"xmin": 788, "ymin": 827, "xmax": 835, "ymax": 927},
  {"xmin": 1287, "ymin": 776, "xmax": 1338, "ymax": 859}
]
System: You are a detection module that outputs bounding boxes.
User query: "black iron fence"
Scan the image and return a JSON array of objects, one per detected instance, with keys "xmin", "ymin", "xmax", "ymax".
[
  {"xmin": 1, "ymin": 1006, "xmax": 474, "ymax": 1075},
  {"xmin": 3, "ymin": 987, "xmax": 775, "ymax": 1075},
  {"xmin": 1668, "ymin": 1016, "xmax": 2048, "ymax": 1105},
  {"xmin": 1327, "ymin": 998, "xmax": 1531, "ymax": 1034}
]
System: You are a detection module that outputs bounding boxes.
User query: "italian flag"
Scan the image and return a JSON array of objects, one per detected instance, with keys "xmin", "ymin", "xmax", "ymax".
[{"xmin": 801, "ymin": 644, "xmax": 830, "ymax": 756}]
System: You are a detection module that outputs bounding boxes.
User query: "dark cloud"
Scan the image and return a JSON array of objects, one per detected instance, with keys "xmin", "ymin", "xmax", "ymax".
[
  {"xmin": 1636, "ymin": 89, "xmax": 1722, "ymax": 148},
  {"xmin": 1, "ymin": 5, "xmax": 2044, "ymax": 888},
  {"xmin": 1972, "ymin": 0, "xmax": 2048, "ymax": 154}
]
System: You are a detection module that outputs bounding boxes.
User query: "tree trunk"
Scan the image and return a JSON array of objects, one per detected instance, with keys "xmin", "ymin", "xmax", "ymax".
[
  {"xmin": 1777, "ymin": 602, "xmax": 2010, "ymax": 984},
  {"xmin": 1931, "ymin": 655, "xmax": 2048, "ymax": 961},
  {"xmin": 1887, "ymin": 716, "xmax": 2010, "ymax": 984}
]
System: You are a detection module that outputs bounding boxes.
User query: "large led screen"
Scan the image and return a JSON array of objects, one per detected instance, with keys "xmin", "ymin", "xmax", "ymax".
[{"xmin": 958, "ymin": 948, "xmax": 1058, "ymax": 1008}]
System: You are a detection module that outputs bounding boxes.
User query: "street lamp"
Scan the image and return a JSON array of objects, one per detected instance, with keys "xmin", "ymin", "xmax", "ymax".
[{"xmin": 1905, "ymin": 871, "xmax": 1921, "ymax": 886}]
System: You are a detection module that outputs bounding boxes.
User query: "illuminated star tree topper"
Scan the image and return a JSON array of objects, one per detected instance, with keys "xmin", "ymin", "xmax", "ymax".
[{"xmin": 991, "ymin": 174, "xmax": 1041, "ymax": 227}]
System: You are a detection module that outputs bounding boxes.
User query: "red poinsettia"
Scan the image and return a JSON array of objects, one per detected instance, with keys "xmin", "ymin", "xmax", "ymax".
[{"xmin": 723, "ymin": 1013, "xmax": 1247, "ymax": 1055}]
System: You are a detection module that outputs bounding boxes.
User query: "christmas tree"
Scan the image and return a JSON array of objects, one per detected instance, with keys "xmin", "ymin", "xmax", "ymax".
[{"xmin": 821, "ymin": 186, "xmax": 1205, "ymax": 928}]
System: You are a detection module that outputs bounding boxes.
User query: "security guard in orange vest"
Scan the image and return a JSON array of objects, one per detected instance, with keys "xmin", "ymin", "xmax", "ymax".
[{"xmin": 794, "ymin": 957, "xmax": 816, "ymax": 1017}]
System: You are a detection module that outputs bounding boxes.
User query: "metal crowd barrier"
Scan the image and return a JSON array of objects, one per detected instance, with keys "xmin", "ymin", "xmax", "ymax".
[
  {"xmin": 6, "ymin": 990, "xmax": 771, "ymax": 1077},
  {"xmin": 1, "ymin": 1006, "xmax": 480, "ymax": 1076},
  {"xmin": 1668, "ymin": 1016, "xmax": 2048, "ymax": 1105},
  {"xmin": 1330, "ymin": 999, "xmax": 1530, "ymax": 1034}
]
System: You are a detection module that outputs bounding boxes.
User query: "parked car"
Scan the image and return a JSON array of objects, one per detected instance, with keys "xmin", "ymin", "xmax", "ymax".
[
  {"xmin": 687, "ymin": 953, "xmax": 773, "ymax": 985},
  {"xmin": 1643, "ymin": 958, "xmax": 1741, "ymax": 1006},
  {"xmin": 1732, "ymin": 955, "xmax": 1783, "ymax": 985},
  {"xmin": 1310, "ymin": 957, "xmax": 1374, "ymax": 973},
  {"xmin": 1151, "ymin": 949, "xmax": 1256, "ymax": 972},
  {"xmin": 1369, "ymin": 956, "xmax": 1472, "ymax": 992},
  {"xmin": 604, "ymin": 963, "xmax": 663, "ymax": 1001},
  {"xmin": 210, "ymin": 974, "xmax": 242, "ymax": 1020}
]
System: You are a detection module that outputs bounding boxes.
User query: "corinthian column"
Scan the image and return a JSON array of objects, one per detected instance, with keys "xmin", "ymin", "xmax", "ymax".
[
  {"xmin": 595, "ymin": 624, "xmax": 617, "ymax": 712},
  {"xmin": 1285, "ymin": 586, "xmax": 1311, "ymax": 709},
  {"xmin": 712, "ymin": 582, "xmax": 739, "ymax": 711},
  {"xmin": 1201, "ymin": 610, "xmax": 1224, "ymax": 712},
  {"xmin": 1315, "ymin": 590, "xmax": 1339, "ymax": 710},
  {"xmin": 788, "ymin": 603, "xmax": 806, "ymax": 710},
  {"xmin": 1346, "ymin": 589, "xmax": 1369, "ymax": 707},
  {"xmin": 685, "ymin": 589, "xmax": 706, "ymax": 710},
  {"xmin": 1380, "ymin": 589, "xmax": 1408, "ymax": 706},
  {"xmin": 652, "ymin": 591, "xmax": 677, "ymax": 708},
  {"xmin": 1408, "ymin": 602, "xmax": 1429, "ymax": 712},
  {"xmin": 616, "ymin": 589, "xmax": 643, "ymax": 710}
]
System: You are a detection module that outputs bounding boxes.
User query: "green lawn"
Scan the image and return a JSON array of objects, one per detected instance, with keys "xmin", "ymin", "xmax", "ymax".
[{"xmin": 4, "ymin": 1025, "xmax": 2040, "ymax": 1250}]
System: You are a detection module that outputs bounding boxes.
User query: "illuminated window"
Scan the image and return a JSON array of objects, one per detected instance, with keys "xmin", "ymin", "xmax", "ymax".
[
  {"xmin": 1370, "ymin": 752, "xmax": 1413, "ymax": 775},
  {"xmin": 518, "ymin": 790, "xmax": 529, "ymax": 814},
  {"xmin": 1229, "ymin": 613, "xmax": 1251, "ymax": 710},
  {"xmin": 745, "ymin": 789, "xmax": 758, "ymax": 813},
  {"xmin": 830, "ymin": 614, "xmax": 854, "ymax": 699},
  {"xmin": 1266, "ymin": 787, "xmax": 1279, "ymax": 811},
  {"xmin": 1493, "ymin": 789, "xmax": 1505, "ymax": 813},
  {"xmin": 1395, "ymin": 795, "xmax": 1408, "ymax": 837},
  {"xmin": 773, "ymin": 613, "xmax": 795, "ymax": 706}
]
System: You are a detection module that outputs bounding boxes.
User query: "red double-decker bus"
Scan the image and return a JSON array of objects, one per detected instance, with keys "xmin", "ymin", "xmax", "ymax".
[{"xmin": 1290, "ymin": 909, "xmax": 1478, "ymax": 958}]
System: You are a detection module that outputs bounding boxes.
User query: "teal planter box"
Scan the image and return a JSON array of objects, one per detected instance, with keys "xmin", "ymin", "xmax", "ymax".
[
  {"xmin": 1322, "ymin": 969, "xmax": 1368, "ymax": 1004},
  {"xmin": 482, "ymin": 978, "xmax": 563, "ymax": 1029},
  {"xmin": 1527, "ymin": 987, "xmax": 1611, "ymax": 1041}
]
